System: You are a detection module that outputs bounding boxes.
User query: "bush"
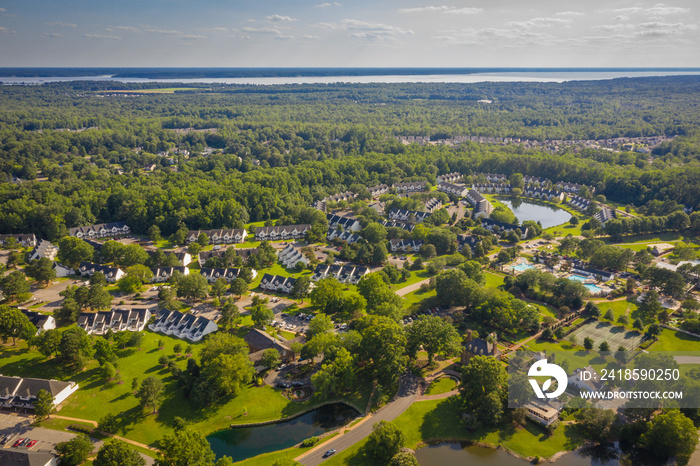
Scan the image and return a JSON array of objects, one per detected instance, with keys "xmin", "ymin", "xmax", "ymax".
[{"xmin": 300, "ymin": 436, "xmax": 319, "ymax": 448}]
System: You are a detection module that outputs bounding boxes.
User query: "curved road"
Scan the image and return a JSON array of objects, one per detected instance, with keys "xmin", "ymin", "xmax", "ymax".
[{"xmin": 296, "ymin": 373, "xmax": 420, "ymax": 466}]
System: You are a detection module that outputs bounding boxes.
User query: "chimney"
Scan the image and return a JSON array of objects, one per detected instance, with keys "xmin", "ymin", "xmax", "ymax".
[{"xmin": 467, "ymin": 329, "xmax": 472, "ymax": 342}]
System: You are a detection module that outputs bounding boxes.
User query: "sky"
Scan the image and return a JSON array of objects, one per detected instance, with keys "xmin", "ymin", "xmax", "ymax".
[{"xmin": 0, "ymin": 0, "xmax": 698, "ymax": 67}]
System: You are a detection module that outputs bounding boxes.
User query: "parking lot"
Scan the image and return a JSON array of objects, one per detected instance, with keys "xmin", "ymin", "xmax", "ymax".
[
  {"xmin": 402, "ymin": 304, "xmax": 451, "ymax": 326},
  {"xmin": 0, "ymin": 412, "xmax": 77, "ymax": 453}
]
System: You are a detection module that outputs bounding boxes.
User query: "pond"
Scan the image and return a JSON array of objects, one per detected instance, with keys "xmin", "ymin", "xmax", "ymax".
[
  {"xmin": 414, "ymin": 443, "xmax": 624, "ymax": 465},
  {"xmin": 497, "ymin": 197, "xmax": 572, "ymax": 229},
  {"xmin": 207, "ymin": 403, "xmax": 359, "ymax": 463}
]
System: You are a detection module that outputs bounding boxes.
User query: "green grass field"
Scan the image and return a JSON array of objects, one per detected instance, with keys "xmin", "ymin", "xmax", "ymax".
[
  {"xmin": 425, "ymin": 377, "xmax": 457, "ymax": 395},
  {"xmin": 650, "ymin": 328, "xmax": 700, "ymax": 351}
]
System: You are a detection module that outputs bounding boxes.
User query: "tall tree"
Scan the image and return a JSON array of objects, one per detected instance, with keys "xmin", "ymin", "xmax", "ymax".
[
  {"xmin": 155, "ymin": 428, "xmax": 216, "ymax": 466},
  {"xmin": 34, "ymin": 389, "xmax": 54, "ymax": 420},
  {"xmin": 94, "ymin": 438, "xmax": 146, "ymax": 466},
  {"xmin": 460, "ymin": 355, "xmax": 507, "ymax": 426},
  {"xmin": 25, "ymin": 257, "xmax": 57, "ymax": 286},
  {"xmin": 406, "ymin": 315, "xmax": 461, "ymax": 366},
  {"xmin": 365, "ymin": 421, "xmax": 406, "ymax": 463},
  {"xmin": 58, "ymin": 237, "xmax": 95, "ymax": 268},
  {"xmin": 0, "ymin": 305, "xmax": 37, "ymax": 345},
  {"xmin": 136, "ymin": 376, "xmax": 164, "ymax": 414},
  {"xmin": 55, "ymin": 435, "xmax": 94, "ymax": 466},
  {"xmin": 59, "ymin": 327, "xmax": 94, "ymax": 369}
]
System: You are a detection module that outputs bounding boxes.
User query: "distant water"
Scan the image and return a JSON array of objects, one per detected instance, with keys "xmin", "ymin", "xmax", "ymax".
[{"xmin": 1, "ymin": 67, "xmax": 700, "ymax": 85}]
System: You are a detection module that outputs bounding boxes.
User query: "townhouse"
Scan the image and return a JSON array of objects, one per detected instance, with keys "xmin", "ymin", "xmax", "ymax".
[
  {"xmin": 77, "ymin": 262, "xmax": 125, "ymax": 282},
  {"xmin": 278, "ymin": 243, "xmax": 308, "ymax": 269},
  {"xmin": 77, "ymin": 308, "xmax": 153, "ymax": 335},
  {"xmin": 393, "ymin": 181, "xmax": 428, "ymax": 193},
  {"xmin": 388, "ymin": 209, "xmax": 431, "ymax": 223},
  {"xmin": 480, "ymin": 218, "xmax": 528, "ymax": 239},
  {"xmin": 594, "ymin": 207, "xmax": 617, "ymax": 225},
  {"xmin": 556, "ymin": 181, "xmax": 592, "ymax": 194},
  {"xmin": 325, "ymin": 191, "xmax": 357, "ymax": 203},
  {"xmin": 523, "ymin": 187, "xmax": 565, "ymax": 202},
  {"xmin": 69, "ymin": 222, "xmax": 130, "ymax": 239},
  {"xmin": 149, "ymin": 309, "xmax": 218, "ymax": 342},
  {"xmin": 19, "ymin": 309, "xmax": 55, "ymax": 334},
  {"xmin": 311, "ymin": 264, "xmax": 369, "ymax": 284},
  {"xmin": 368, "ymin": 184, "xmax": 390, "ymax": 197},
  {"xmin": 150, "ymin": 266, "xmax": 189, "ymax": 282},
  {"xmin": 259, "ymin": 274, "xmax": 297, "ymax": 294},
  {"xmin": 255, "ymin": 224, "xmax": 311, "ymax": 241},
  {"xmin": 326, "ymin": 213, "xmax": 362, "ymax": 232},
  {"xmin": 568, "ymin": 195, "xmax": 591, "ymax": 211},
  {"xmin": 423, "ymin": 198, "xmax": 443, "ymax": 213},
  {"xmin": 0, "ymin": 375, "xmax": 78, "ymax": 411},
  {"xmin": 457, "ymin": 234, "xmax": 479, "ymax": 253},
  {"xmin": 199, "ymin": 267, "xmax": 256, "ymax": 283},
  {"xmin": 198, "ymin": 248, "xmax": 257, "ymax": 267},
  {"xmin": 146, "ymin": 249, "xmax": 192, "ymax": 267},
  {"xmin": 437, "ymin": 181, "xmax": 468, "ymax": 197},
  {"xmin": 382, "ymin": 220, "xmax": 415, "ymax": 232},
  {"xmin": 471, "ymin": 183, "xmax": 512, "ymax": 194},
  {"xmin": 436, "ymin": 172, "xmax": 462, "ymax": 183},
  {"xmin": 523, "ymin": 175, "xmax": 547, "ymax": 186},
  {"xmin": 327, "ymin": 229, "xmax": 363, "ymax": 244},
  {"xmin": 466, "ymin": 190, "xmax": 494, "ymax": 219},
  {"xmin": 29, "ymin": 240, "xmax": 58, "ymax": 261},
  {"xmin": 186, "ymin": 228, "xmax": 247, "ymax": 244},
  {"xmin": 0, "ymin": 233, "xmax": 37, "ymax": 248},
  {"xmin": 389, "ymin": 239, "xmax": 424, "ymax": 253},
  {"xmin": 475, "ymin": 173, "xmax": 507, "ymax": 183}
]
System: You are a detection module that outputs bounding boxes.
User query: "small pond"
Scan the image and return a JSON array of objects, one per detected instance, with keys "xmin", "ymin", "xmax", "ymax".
[
  {"xmin": 497, "ymin": 197, "xmax": 572, "ymax": 229},
  {"xmin": 207, "ymin": 403, "xmax": 359, "ymax": 463},
  {"xmin": 415, "ymin": 443, "xmax": 624, "ymax": 465}
]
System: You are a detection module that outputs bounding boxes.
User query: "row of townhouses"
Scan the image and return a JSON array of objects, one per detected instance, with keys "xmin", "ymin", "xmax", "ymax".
[
  {"xmin": 255, "ymin": 224, "xmax": 310, "ymax": 241},
  {"xmin": 29, "ymin": 240, "xmax": 58, "ymax": 261},
  {"xmin": 475, "ymin": 173, "xmax": 508, "ymax": 183},
  {"xmin": 466, "ymin": 190, "xmax": 494, "ymax": 219},
  {"xmin": 151, "ymin": 266, "xmax": 189, "ymax": 282},
  {"xmin": 200, "ymin": 267, "xmax": 257, "ymax": 283},
  {"xmin": 389, "ymin": 239, "xmax": 424, "ymax": 252},
  {"xmin": 197, "ymin": 248, "xmax": 257, "ymax": 267},
  {"xmin": 0, "ymin": 375, "xmax": 78, "ymax": 411},
  {"xmin": 457, "ymin": 234, "xmax": 479, "ymax": 252},
  {"xmin": 437, "ymin": 181, "xmax": 468, "ymax": 197},
  {"xmin": 437, "ymin": 172, "xmax": 463, "ymax": 183},
  {"xmin": 388, "ymin": 209, "xmax": 431, "ymax": 223},
  {"xmin": 149, "ymin": 308, "xmax": 218, "ymax": 342},
  {"xmin": 325, "ymin": 191, "xmax": 356, "ymax": 203},
  {"xmin": 0, "ymin": 233, "xmax": 37, "ymax": 248},
  {"xmin": 312, "ymin": 264, "xmax": 370, "ymax": 284},
  {"xmin": 278, "ymin": 244, "xmax": 308, "ymax": 268},
  {"xmin": 393, "ymin": 181, "xmax": 428, "ymax": 193},
  {"xmin": 568, "ymin": 195, "xmax": 591, "ymax": 211},
  {"xmin": 423, "ymin": 198, "xmax": 443, "ymax": 213},
  {"xmin": 382, "ymin": 220, "xmax": 415, "ymax": 232},
  {"xmin": 327, "ymin": 229, "xmax": 363, "ymax": 243},
  {"xmin": 594, "ymin": 207, "xmax": 617, "ymax": 226},
  {"xmin": 523, "ymin": 187, "xmax": 565, "ymax": 202},
  {"xmin": 69, "ymin": 222, "xmax": 130, "ymax": 239},
  {"xmin": 186, "ymin": 228, "xmax": 247, "ymax": 244},
  {"xmin": 77, "ymin": 308, "xmax": 152, "ymax": 335},
  {"xmin": 368, "ymin": 184, "xmax": 390, "ymax": 197},
  {"xmin": 19, "ymin": 309, "xmax": 55, "ymax": 334},
  {"xmin": 77, "ymin": 262, "xmax": 124, "ymax": 282},
  {"xmin": 260, "ymin": 274, "xmax": 297, "ymax": 294},
  {"xmin": 472, "ymin": 183, "xmax": 511, "ymax": 194},
  {"xmin": 326, "ymin": 213, "xmax": 362, "ymax": 232},
  {"xmin": 481, "ymin": 218, "xmax": 528, "ymax": 239}
]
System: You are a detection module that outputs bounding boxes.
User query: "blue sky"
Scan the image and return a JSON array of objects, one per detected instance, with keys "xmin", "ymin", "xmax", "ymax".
[{"xmin": 0, "ymin": 0, "xmax": 698, "ymax": 67}]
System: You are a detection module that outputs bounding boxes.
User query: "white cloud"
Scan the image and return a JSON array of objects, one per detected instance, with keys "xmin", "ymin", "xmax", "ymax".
[
  {"xmin": 508, "ymin": 17, "xmax": 573, "ymax": 29},
  {"xmin": 337, "ymin": 19, "xmax": 413, "ymax": 41},
  {"xmin": 45, "ymin": 21, "xmax": 78, "ymax": 28},
  {"xmin": 646, "ymin": 5, "xmax": 691, "ymax": 16},
  {"xmin": 444, "ymin": 7, "xmax": 483, "ymax": 15},
  {"xmin": 399, "ymin": 6, "xmax": 482, "ymax": 15},
  {"xmin": 207, "ymin": 27, "xmax": 229, "ymax": 32},
  {"xmin": 115, "ymin": 26, "xmax": 138, "ymax": 31},
  {"xmin": 433, "ymin": 27, "xmax": 558, "ymax": 47},
  {"xmin": 302, "ymin": 34, "xmax": 320, "ymax": 40},
  {"xmin": 83, "ymin": 34, "xmax": 121, "ymax": 40},
  {"xmin": 181, "ymin": 34, "xmax": 206, "ymax": 40},
  {"xmin": 613, "ymin": 15, "xmax": 630, "ymax": 21},
  {"xmin": 43, "ymin": 32, "xmax": 63, "ymax": 38},
  {"xmin": 316, "ymin": 2, "xmax": 341, "ymax": 7},
  {"xmin": 266, "ymin": 15, "xmax": 297, "ymax": 22},
  {"xmin": 243, "ymin": 27, "xmax": 282, "ymax": 34},
  {"xmin": 146, "ymin": 28, "xmax": 182, "ymax": 35},
  {"xmin": 0, "ymin": 8, "xmax": 5, "ymax": 12},
  {"xmin": 273, "ymin": 35, "xmax": 294, "ymax": 40},
  {"xmin": 555, "ymin": 11, "xmax": 584, "ymax": 17}
]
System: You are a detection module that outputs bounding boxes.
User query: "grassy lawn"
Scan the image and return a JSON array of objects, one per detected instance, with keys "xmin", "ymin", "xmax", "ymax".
[
  {"xmin": 595, "ymin": 297, "xmax": 640, "ymax": 328},
  {"xmin": 425, "ymin": 377, "xmax": 457, "ymax": 395},
  {"xmin": 324, "ymin": 398, "xmax": 583, "ymax": 465},
  {"xmin": 483, "ymin": 271, "xmax": 505, "ymax": 289},
  {"xmin": 393, "ymin": 270, "xmax": 431, "ymax": 290},
  {"xmin": 402, "ymin": 288, "xmax": 437, "ymax": 312},
  {"xmin": 650, "ymin": 328, "xmax": 700, "ymax": 351},
  {"xmin": 249, "ymin": 262, "xmax": 313, "ymax": 290}
]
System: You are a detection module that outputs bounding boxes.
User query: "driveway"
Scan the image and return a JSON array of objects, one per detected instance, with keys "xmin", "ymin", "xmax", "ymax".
[{"xmin": 296, "ymin": 373, "xmax": 420, "ymax": 466}]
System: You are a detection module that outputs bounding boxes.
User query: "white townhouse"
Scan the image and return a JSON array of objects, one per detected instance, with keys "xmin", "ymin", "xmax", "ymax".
[
  {"xmin": 466, "ymin": 190, "xmax": 494, "ymax": 219},
  {"xmin": 436, "ymin": 172, "xmax": 462, "ymax": 183},
  {"xmin": 0, "ymin": 233, "xmax": 37, "ymax": 248},
  {"xmin": 480, "ymin": 218, "xmax": 528, "ymax": 239},
  {"xmin": 523, "ymin": 187, "xmax": 565, "ymax": 202},
  {"xmin": 325, "ymin": 191, "xmax": 357, "ymax": 203},
  {"xmin": 255, "ymin": 224, "xmax": 311, "ymax": 241},
  {"xmin": 472, "ymin": 183, "xmax": 512, "ymax": 194},
  {"xmin": 326, "ymin": 214, "xmax": 362, "ymax": 232},
  {"xmin": 77, "ymin": 308, "xmax": 153, "ymax": 335},
  {"xmin": 327, "ymin": 229, "xmax": 363, "ymax": 244},
  {"xmin": 186, "ymin": 228, "xmax": 247, "ymax": 245},
  {"xmin": 150, "ymin": 266, "xmax": 189, "ymax": 282},
  {"xmin": 388, "ymin": 209, "xmax": 431, "ymax": 223},
  {"xmin": 0, "ymin": 375, "xmax": 79, "ymax": 410},
  {"xmin": 382, "ymin": 221, "xmax": 415, "ymax": 232},
  {"xmin": 259, "ymin": 274, "xmax": 297, "ymax": 294},
  {"xmin": 393, "ymin": 181, "xmax": 428, "ymax": 193},
  {"xmin": 475, "ymin": 173, "xmax": 507, "ymax": 183},
  {"xmin": 368, "ymin": 184, "xmax": 390, "ymax": 197},
  {"xmin": 29, "ymin": 240, "xmax": 58, "ymax": 261},
  {"xmin": 199, "ymin": 267, "xmax": 257, "ymax": 283},
  {"xmin": 568, "ymin": 195, "xmax": 591, "ymax": 211},
  {"xmin": 77, "ymin": 262, "xmax": 125, "ymax": 282},
  {"xmin": 20, "ymin": 310, "xmax": 56, "ymax": 334},
  {"xmin": 423, "ymin": 198, "xmax": 443, "ymax": 213},
  {"xmin": 149, "ymin": 309, "xmax": 218, "ymax": 342},
  {"xmin": 311, "ymin": 264, "xmax": 369, "ymax": 284},
  {"xmin": 389, "ymin": 239, "xmax": 424, "ymax": 252},
  {"xmin": 437, "ymin": 181, "xmax": 468, "ymax": 197},
  {"xmin": 278, "ymin": 244, "xmax": 308, "ymax": 269},
  {"xmin": 69, "ymin": 222, "xmax": 130, "ymax": 239}
]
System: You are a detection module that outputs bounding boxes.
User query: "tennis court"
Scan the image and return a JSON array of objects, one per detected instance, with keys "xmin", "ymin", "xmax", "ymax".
[{"xmin": 569, "ymin": 320, "xmax": 644, "ymax": 351}]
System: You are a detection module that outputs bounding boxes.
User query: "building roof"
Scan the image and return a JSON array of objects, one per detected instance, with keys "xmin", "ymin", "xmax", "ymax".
[
  {"xmin": 0, "ymin": 450, "xmax": 57, "ymax": 466},
  {"xmin": 244, "ymin": 328, "xmax": 292, "ymax": 353}
]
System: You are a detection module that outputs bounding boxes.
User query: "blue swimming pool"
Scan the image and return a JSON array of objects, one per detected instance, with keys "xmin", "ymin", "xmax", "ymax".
[
  {"xmin": 567, "ymin": 274, "xmax": 589, "ymax": 282},
  {"xmin": 584, "ymin": 283, "xmax": 603, "ymax": 294},
  {"xmin": 511, "ymin": 263, "xmax": 535, "ymax": 272}
]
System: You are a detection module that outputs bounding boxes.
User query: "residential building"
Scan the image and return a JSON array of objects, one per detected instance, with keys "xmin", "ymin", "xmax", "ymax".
[
  {"xmin": 388, "ymin": 209, "xmax": 431, "ymax": 223},
  {"xmin": 19, "ymin": 310, "xmax": 55, "ymax": 334},
  {"xmin": 523, "ymin": 187, "xmax": 565, "ymax": 202},
  {"xmin": 149, "ymin": 309, "xmax": 218, "ymax": 342},
  {"xmin": 382, "ymin": 221, "xmax": 415, "ymax": 232},
  {"xmin": 52, "ymin": 263, "xmax": 73, "ymax": 278},
  {"xmin": 461, "ymin": 330, "xmax": 500, "ymax": 364},
  {"xmin": 0, "ymin": 375, "xmax": 79, "ymax": 410},
  {"xmin": 325, "ymin": 191, "xmax": 356, "ymax": 203},
  {"xmin": 77, "ymin": 308, "xmax": 153, "ymax": 335},
  {"xmin": 327, "ymin": 229, "xmax": 362, "ymax": 244},
  {"xmin": 0, "ymin": 450, "xmax": 58, "ymax": 466},
  {"xmin": 0, "ymin": 233, "xmax": 37, "ymax": 248},
  {"xmin": 68, "ymin": 222, "xmax": 130, "ymax": 239},
  {"xmin": 423, "ymin": 198, "xmax": 443, "ymax": 213},
  {"xmin": 244, "ymin": 328, "xmax": 295, "ymax": 365},
  {"xmin": 150, "ymin": 266, "xmax": 189, "ymax": 282},
  {"xmin": 437, "ymin": 181, "xmax": 468, "ymax": 197},
  {"xmin": 199, "ymin": 267, "xmax": 253, "ymax": 283},
  {"xmin": 368, "ymin": 184, "xmax": 390, "ymax": 197},
  {"xmin": 523, "ymin": 175, "xmax": 547, "ymax": 186},
  {"xmin": 311, "ymin": 264, "xmax": 369, "ymax": 284},
  {"xmin": 393, "ymin": 181, "xmax": 428, "ymax": 193},
  {"xmin": 480, "ymin": 218, "xmax": 528, "ymax": 239},
  {"xmin": 437, "ymin": 172, "xmax": 462, "ymax": 183},
  {"xmin": 259, "ymin": 274, "xmax": 296, "ymax": 294},
  {"xmin": 568, "ymin": 195, "xmax": 591, "ymax": 211},
  {"xmin": 326, "ymin": 213, "xmax": 362, "ymax": 232},
  {"xmin": 525, "ymin": 401, "xmax": 561, "ymax": 426},
  {"xmin": 556, "ymin": 181, "xmax": 590, "ymax": 194},
  {"xmin": 594, "ymin": 207, "xmax": 617, "ymax": 225},
  {"xmin": 475, "ymin": 173, "xmax": 507, "ymax": 183},
  {"xmin": 457, "ymin": 234, "xmax": 479, "ymax": 253},
  {"xmin": 278, "ymin": 244, "xmax": 308, "ymax": 269},
  {"xmin": 471, "ymin": 183, "xmax": 511, "ymax": 194},
  {"xmin": 76, "ymin": 262, "xmax": 125, "ymax": 282},
  {"xmin": 466, "ymin": 190, "xmax": 494, "ymax": 219},
  {"xmin": 389, "ymin": 239, "xmax": 424, "ymax": 252},
  {"xmin": 198, "ymin": 248, "xmax": 257, "ymax": 267},
  {"xmin": 186, "ymin": 228, "xmax": 247, "ymax": 244},
  {"xmin": 28, "ymin": 240, "xmax": 58, "ymax": 261},
  {"xmin": 255, "ymin": 224, "xmax": 311, "ymax": 241},
  {"xmin": 146, "ymin": 249, "xmax": 192, "ymax": 266}
]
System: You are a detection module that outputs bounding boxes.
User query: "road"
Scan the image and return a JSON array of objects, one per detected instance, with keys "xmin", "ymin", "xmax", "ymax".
[
  {"xmin": 394, "ymin": 278, "xmax": 432, "ymax": 297},
  {"xmin": 296, "ymin": 373, "xmax": 420, "ymax": 466}
]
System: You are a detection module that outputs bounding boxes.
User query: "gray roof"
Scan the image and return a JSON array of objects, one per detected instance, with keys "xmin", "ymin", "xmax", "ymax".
[{"xmin": 0, "ymin": 450, "xmax": 57, "ymax": 466}]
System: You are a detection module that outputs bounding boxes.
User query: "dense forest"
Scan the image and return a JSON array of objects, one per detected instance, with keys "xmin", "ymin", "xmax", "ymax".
[{"xmin": 1, "ymin": 76, "xmax": 700, "ymax": 240}]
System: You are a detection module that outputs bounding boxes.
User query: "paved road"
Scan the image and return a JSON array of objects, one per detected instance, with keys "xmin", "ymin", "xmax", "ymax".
[
  {"xmin": 296, "ymin": 373, "xmax": 420, "ymax": 466},
  {"xmin": 394, "ymin": 278, "xmax": 432, "ymax": 297}
]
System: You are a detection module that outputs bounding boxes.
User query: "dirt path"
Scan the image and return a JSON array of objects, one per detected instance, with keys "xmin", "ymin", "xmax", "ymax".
[{"xmin": 51, "ymin": 415, "xmax": 157, "ymax": 451}]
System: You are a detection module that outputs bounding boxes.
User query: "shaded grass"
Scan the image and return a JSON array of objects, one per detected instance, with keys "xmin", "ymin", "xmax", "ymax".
[{"xmin": 425, "ymin": 377, "xmax": 457, "ymax": 395}]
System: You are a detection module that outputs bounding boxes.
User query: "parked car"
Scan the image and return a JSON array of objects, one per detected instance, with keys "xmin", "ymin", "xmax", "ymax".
[
  {"xmin": 27, "ymin": 440, "xmax": 37, "ymax": 448},
  {"xmin": 323, "ymin": 449, "xmax": 336, "ymax": 458},
  {"xmin": 292, "ymin": 381, "xmax": 304, "ymax": 388},
  {"xmin": 2, "ymin": 435, "xmax": 13, "ymax": 445},
  {"xmin": 276, "ymin": 382, "xmax": 291, "ymax": 389},
  {"xmin": 12, "ymin": 438, "xmax": 24, "ymax": 448},
  {"xmin": 20, "ymin": 438, "xmax": 31, "ymax": 447}
]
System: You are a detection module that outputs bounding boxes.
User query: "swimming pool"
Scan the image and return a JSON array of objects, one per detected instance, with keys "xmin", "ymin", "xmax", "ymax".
[
  {"xmin": 567, "ymin": 274, "xmax": 589, "ymax": 282},
  {"xmin": 511, "ymin": 263, "xmax": 535, "ymax": 272},
  {"xmin": 584, "ymin": 283, "xmax": 603, "ymax": 294}
]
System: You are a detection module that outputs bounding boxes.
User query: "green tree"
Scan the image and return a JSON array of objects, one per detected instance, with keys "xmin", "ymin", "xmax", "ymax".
[
  {"xmin": 250, "ymin": 301, "xmax": 274, "ymax": 328},
  {"xmin": 641, "ymin": 410, "xmax": 699, "ymax": 460},
  {"xmin": 0, "ymin": 305, "xmax": 37, "ymax": 345},
  {"xmin": 136, "ymin": 376, "xmax": 164, "ymax": 413},
  {"xmin": 260, "ymin": 348, "xmax": 281, "ymax": 368},
  {"xmin": 357, "ymin": 315, "xmax": 407, "ymax": 385},
  {"xmin": 94, "ymin": 337, "xmax": 117, "ymax": 365},
  {"xmin": 55, "ymin": 435, "xmax": 94, "ymax": 466},
  {"xmin": 583, "ymin": 337, "xmax": 594, "ymax": 350},
  {"xmin": 406, "ymin": 315, "xmax": 461, "ymax": 365},
  {"xmin": 34, "ymin": 389, "xmax": 54, "ymax": 420},
  {"xmin": 88, "ymin": 284, "xmax": 113, "ymax": 310},
  {"xmin": 94, "ymin": 438, "xmax": 146, "ymax": 466},
  {"xmin": 389, "ymin": 452, "xmax": 419, "ymax": 466},
  {"xmin": 575, "ymin": 408, "xmax": 618, "ymax": 444},
  {"xmin": 633, "ymin": 318, "xmax": 644, "ymax": 331},
  {"xmin": 0, "ymin": 270, "xmax": 31, "ymax": 301},
  {"xmin": 210, "ymin": 278, "xmax": 228, "ymax": 299},
  {"xmin": 365, "ymin": 421, "xmax": 406, "ymax": 463},
  {"xmin": 176, "ymin": 273, "xmax": 209, "ymax": 301},
  {"xmin": 604, "ymin": 308, "xmax": 614, "ymax": 320},
  {"xmin": 199, "ymin": 353, "xmax": 254, "ymax": 399},
  {"xmin": 291, "ymin": 276, "xmax": 311, "ymax": 303},
  {"xmin": 308, "ymin": 313, "xmax": 333, "ymax": 338},
  {"xmin": 229, "ymin": 278, "xmax": 248, "ymax": 298},
  {"xmin": 310, "ymin": 278, "xmax": 344, "ymax": 312},
  {"xmin": 599, "ymin": 341, "xmax": 610, "ymax": 352},
  {"xmin": 460, "ymin": 355, "xmax": 507, "ymax": 426},
  {"xmin": 199, "ymin": 332, "xmax": 248, "ymax": 366},
  {"xmin": 148, "ymin": 225, "xmax": 162, "ymax": 243},
  {"xmin": 218, "ymin": 300, "xmax": 240, "ymax": 331},
  {"xmin": 155, "ymin": 428, "xmax": 216, "ymax": 466},
  {"xmin": 37, "ymin": 328, "xmax": 61, "ymax": 357},
  {"xmin": 58, "ymin": 236, "xmax": 95, "ymax": 268},
  {"xmin": 25, "ymin": 257, "xmax": 57, "ymax": 286}
]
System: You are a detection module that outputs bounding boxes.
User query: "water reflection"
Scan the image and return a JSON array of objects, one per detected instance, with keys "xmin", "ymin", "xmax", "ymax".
[{"xmin": 497, "ymin": 197, "xmax": 572, "ymax": 229}]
